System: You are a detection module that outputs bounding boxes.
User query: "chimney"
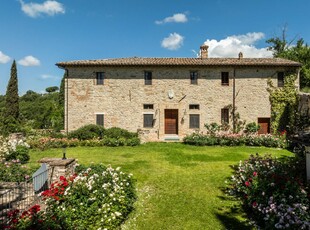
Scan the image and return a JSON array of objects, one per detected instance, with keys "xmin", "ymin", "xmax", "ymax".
[
  {"xmin": 238, "ymin": 52, "xmax": 243, "ymax": 59},
  {"xmin": 200, "ymin": 44, "xmax": 209, "ymax": 59}
]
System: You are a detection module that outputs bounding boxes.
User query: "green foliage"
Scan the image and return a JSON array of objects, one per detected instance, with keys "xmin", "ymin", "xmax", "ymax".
[
  {"xmin": 59, "ymin": 74, "xmax": 65, "ymax": 107},
  {"xmin": 5, "ymin": 60, "xmax": 19, "ymax": 120},
  {"xmin": 41, "ymin": 165, "xmax": 136, "ymax": 229},
  {"xmin": 104, "ymin": 127, "xmax": 138, "ymax": 139},
  {"xmin": 267, "ymin": 74, "xmax": 298, "ymax": 134},
  {"xmin": 183, "ymin": 133, "xmax": 287, "ymax": 148},
  {"xmin": 68, "ymin": 124, "xmax": 105, "ymax": 140},
  {"xmin": 0, "ymin": 160, "xmax": 33, "ymax": 182},
  {"xmin": 204, "ymin": 122, "xmax": 221, "ymax": 135},
  {"xmin": 5, "ymin": 145, "xmax": 30, "ymax": 164},
  {"xmin": 267, "ymin": 33, "xmax": 310, "ymax": 88},
  {"xmin": 228, "ymin": 153, "xmax": 310, "ymax": 228},
  {"xmin": 244, "ymin": 122, "xmax": 260, "ymax": 134},
  {"xmin": 45, "ymin": 86, "xmax": 59, "ymax": 93}
]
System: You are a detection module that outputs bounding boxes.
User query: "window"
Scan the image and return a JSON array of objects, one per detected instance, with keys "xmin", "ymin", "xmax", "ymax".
[
  {"xmin": 144, "ymin": 71, "xmax": 152, "ymax": 85},
  {"xmin": 189, "ymin": 114, "xmax": 200, "ymax": 129},
  {"xmin": 221, "ymin": 72, "xmax": 229, "ymax": 85},
  {"xmin": 189, "ymin": 104, "xmax": 200, "ymax": 110},
  {"xmin": 143, "ymin": 114, "xmax": 154, "ymax": 128},
  {"xmin": 221, "ymin": 108, "xmax": 229, "ymax": 124},
  {"xmin": 96, "ymin": 72, "xmax": 104, "ymax": 85},
  {"xmin": 96, "ymin": 114, "xmax": 104, "ymax": 126},
  {"xmin": 143, "ymin": 104, "xmax": 154, "ymax": 110},
  {"xmin": 277, "ymin": 72, "xmax": 284, "ymax": 87},
  {"xmin": 190, "ymin": 71, "xmax": 198, "ymax": 84}
]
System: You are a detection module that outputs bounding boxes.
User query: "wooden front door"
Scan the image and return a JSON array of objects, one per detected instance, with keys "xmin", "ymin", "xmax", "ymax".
[
  {"xmin": 165, "ymin": 109, "xmax": 178, "ymax": 134},
  {"xmin": 258, "ymin": 118, "xmax": 270, "ymax": 134}
]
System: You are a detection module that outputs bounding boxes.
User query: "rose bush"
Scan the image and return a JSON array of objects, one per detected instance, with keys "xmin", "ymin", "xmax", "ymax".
[{"xmin": 228, "ymin": 153, "xmax": 310, "ymax": 229}]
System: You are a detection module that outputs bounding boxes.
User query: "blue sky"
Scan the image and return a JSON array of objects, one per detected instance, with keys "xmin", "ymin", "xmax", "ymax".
[{"xmin": 0, "ymin": 0, "xmax": 309, "ymax": 95}]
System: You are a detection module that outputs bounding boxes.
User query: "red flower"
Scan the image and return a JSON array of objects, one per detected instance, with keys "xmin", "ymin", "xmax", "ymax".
[
  {"xmin": 245, "ymin": 181, "xmax": 250, "ymax": 187},
  {"xmin": 253, "ymin": 172, "xmax": 258, "ymax": 177},
  {"xmin": 252, "ymin": 201, "xmax": 257, "ymax": 208}
]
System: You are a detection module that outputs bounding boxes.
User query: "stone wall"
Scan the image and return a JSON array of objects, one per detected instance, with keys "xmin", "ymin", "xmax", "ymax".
[
  {"xmin": 299, "ymin": 93, "xmax": 310, "ymax": 117},
  {"xmin": 65, "ymin": 66, "xmax": 298, "ymax": 141}
]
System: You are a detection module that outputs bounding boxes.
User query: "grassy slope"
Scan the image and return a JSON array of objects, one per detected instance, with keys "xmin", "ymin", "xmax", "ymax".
[{"xmin": 29, "ymin": 143, "xmax": 293, "ymax": 230}]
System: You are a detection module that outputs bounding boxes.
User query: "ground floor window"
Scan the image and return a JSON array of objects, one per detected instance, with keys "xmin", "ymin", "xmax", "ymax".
[
  {"xmin": 143, "ymin": 114, "xmax": 154, "ymax": 128},
  {"xmin": 96, "ymin": 114, "xmax": 104, "ymax": 126},
  {"xmin": 221, "ymin": 108, "xmax": 229, "ymax": 124},
  {"xmin": 189, "ymin": 114, "xmax": 200, "ymax": 129}
]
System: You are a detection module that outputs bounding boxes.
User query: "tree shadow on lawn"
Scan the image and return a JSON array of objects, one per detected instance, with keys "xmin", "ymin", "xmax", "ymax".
[{"xmin": 215, "ymin": 195, "xmax": 253, "ymax": 230}]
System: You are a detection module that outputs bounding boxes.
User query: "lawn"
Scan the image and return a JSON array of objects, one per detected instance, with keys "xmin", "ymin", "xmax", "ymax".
[{"xmin": 29, "ymin": 143, "xmax": 294, "ymax": 230}]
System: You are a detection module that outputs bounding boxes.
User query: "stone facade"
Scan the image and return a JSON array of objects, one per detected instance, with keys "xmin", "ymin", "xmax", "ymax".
[{"xmin": 61, "ymin": 64, "xmax": 299, "ymax": 141}]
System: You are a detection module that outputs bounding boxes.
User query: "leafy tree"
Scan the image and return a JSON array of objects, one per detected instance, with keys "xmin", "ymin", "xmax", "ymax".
[
  {"xmin": 267, "ymin": 30, "xmax": 310, "ymax": 89},
  {"xmin": 59, "ymin": 74, "xmax": 65, "ymax": 107},
  {"xmin": 45, "ymin": 86, "xmax": 59, "ymax": 93}
]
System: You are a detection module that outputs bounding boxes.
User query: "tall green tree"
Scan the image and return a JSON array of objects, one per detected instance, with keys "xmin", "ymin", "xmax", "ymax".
[
  {"xmin": 5, "ymin": 60, "xmax": 19, "ymax": 119},
  {"xmin": 267, "ymin": 32, "xmax": 310, "ymax": 89}
]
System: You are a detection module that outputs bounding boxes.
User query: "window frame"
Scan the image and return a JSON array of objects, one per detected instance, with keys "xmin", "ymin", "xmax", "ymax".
[
  {"xmin": 143, "ymin": 104, "xmax": 154, "ymax": 110},
  {"xmin": 189, "ymin": 104, "xmax": 200, "ymax": 110},
  {"xmin": 190, "ymin": 71, "xmax": 198, "ymax": 85},
  {"xmin": 96, "ymin": 113, "xmax": 104, "ymax": 126},
  {"xmin": 189, "ymin": 114, "xmax": 200, "ymax": 129},
  {"xmin": 277, "ymin": 72, "xmax": 284, "ymax": 87},
  {"xmin": 96, "ymin": 72, "xmax": 104, "ymax": 85},
  {"xmin": 143, "ymin": 113, "xmax": 154, "ymax": 128},
  {"xmin": 221, "ymin": 108, "xmax": 229, "ymax": 124},
  {"xmin": 221, "ymin": 72, "xmax": 229, "ymax": 86},
  {"xmin": 144, "ymin": 71, "xmax": 152, "ymax": 85}
]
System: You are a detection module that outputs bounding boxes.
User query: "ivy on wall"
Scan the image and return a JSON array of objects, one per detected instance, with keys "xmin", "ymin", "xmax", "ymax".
[{"xmin": 267, "ymin": 74, "xmax": 298, "ymax": 134}]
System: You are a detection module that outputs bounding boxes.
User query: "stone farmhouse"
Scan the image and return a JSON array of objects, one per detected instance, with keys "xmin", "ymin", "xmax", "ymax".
[{"xmin": 56, "ymin": 45, "xmax": 301, "ymax": 142}]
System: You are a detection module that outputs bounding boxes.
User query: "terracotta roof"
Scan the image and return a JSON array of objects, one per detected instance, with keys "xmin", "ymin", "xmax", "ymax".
[{"xmin": 56, "ymin": 57, "xmax": 301, "ymax": 68}]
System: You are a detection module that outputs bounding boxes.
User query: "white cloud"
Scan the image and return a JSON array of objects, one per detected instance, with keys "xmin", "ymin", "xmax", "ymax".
[
  {"xmin": 0, "ymin": 51, "xmax": 11, "ymax": 64},
  {"xmin": 161, "ymin": 33, "xmax": 184, "ymax": 50},
  {"xmin": 203, "ymin": 32, "xmax": 273, "ymax": 58},
  {"xmin": 155, "ymin": 13, "xmax": 188, "ymax": 25},
  {"xmin": 18, "ymin": 56, "xmax": 41, "ymax": 66},
  {"xmin": 20, "ymin": 0, "xmax": 65, "ymax": 18},
  {"xmin": 40, "ymin": 74, "xmax": 59, "ymax": 80}
]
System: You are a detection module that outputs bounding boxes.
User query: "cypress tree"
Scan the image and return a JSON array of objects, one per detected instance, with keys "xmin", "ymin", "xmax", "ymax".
[{"xmin": 5, "ymin": 60, "xmax": 19, "ymax": 120}]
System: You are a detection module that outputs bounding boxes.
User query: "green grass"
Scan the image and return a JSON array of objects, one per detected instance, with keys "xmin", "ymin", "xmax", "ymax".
[{"xmin": 29, "ymin": 143, "xmax": 294, "ymax": 230}]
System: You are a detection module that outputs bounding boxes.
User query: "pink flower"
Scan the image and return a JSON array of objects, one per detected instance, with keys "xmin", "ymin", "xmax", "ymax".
[
  {"xmin": 253, "ymin": 172, "xmax": 258, "ymax": 177},
  {"xmin": 245, "ymin": 181, "xmax": 250, "ymax": 187}
]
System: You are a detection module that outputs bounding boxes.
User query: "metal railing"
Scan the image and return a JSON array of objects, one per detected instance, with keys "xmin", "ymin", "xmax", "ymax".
[{"xmin": 0, "ymin": 166, "xmax": 52, "ymax": 226}]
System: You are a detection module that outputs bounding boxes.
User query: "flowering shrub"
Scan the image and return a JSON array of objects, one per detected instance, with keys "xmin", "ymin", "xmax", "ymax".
[
  {"xmin": 27, "ymin": 137, "xmax": 79, "ymax": 150},
  {"xmin": 0, "ymin": 136, "xmax": 30, "ymax": 163},
  {"xmin": 0, "ymin": 159, "xmax": 33, "ymax": 182},
  {"xmin": 228, "ymin": 154, "xmax": 310, "ymax": 229},
  {"xmin": 41, "ymin": 164, "xmax": 136, "ymax": 229},
  {"xmin": 183, "ymin": 133, "xmax": 286, "ymax": 148},
  {"xmin": 3, "ymin": 204, "xmax": 60, "ymax": 230}
]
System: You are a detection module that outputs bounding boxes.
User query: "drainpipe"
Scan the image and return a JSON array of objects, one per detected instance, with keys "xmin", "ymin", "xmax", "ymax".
[
  {"xmin": 65, "ymin": 69, "xmax": 69, "ymax": 135},
  {"xmin": 233, "ymin": 69, "xmax": 236, "ymax": 133}
]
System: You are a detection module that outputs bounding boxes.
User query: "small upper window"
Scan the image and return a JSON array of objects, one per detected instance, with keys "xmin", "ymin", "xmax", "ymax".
[
  {"xmin": 144, "ymin": 71, "xmax": 152, "ymax": 85},
  {"xmin": 189, "ymin": 104, "xmax": 200, "ymax": 110},
  {"xmin": 96, "ymin": 72, "xmax": 104, "ymax": 85},
  {"xmin": 277, "ymin": 72, "xmax": 284, "ymax": 87},
  {"xmin": 221, "ymin": 72, "xmax": 229, "ymax": 85},
  {"xmin": 190, "ymin": 71, "xmax": 198, "ymax": 85},
  {"xmin": 143, "ymin": 104, "xmax": 154, "ymax": 110}
]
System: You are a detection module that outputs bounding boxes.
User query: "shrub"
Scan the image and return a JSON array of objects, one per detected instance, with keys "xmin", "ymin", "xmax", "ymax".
[
  {"xmin": 244, "ymin": 122, "xmax": 260, "ymax": 134},
  {"xmin": 228, "ymin": 154, "xmax": 310, "ymax": 229},
  {"xmin": 5, "ymin": 145, "xmax": 30, "ymax": 163},
  {"xmin": 68, "ymin": 124, "xmax": 105, "ymax": 140},
  {"xmin": 183, "ymin": 133, "xmax": 286, "ymax": 148},
  {"xmin": 105, "ymin": 127, "xmax": 138, "ymax": 139},
  {"xmin": 0, "ymin": 160, "xmax": 33, "ymax": 182},
  {"xmin": 41, "ymin": 165, "xmax": 136, "ymax": 229}
]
